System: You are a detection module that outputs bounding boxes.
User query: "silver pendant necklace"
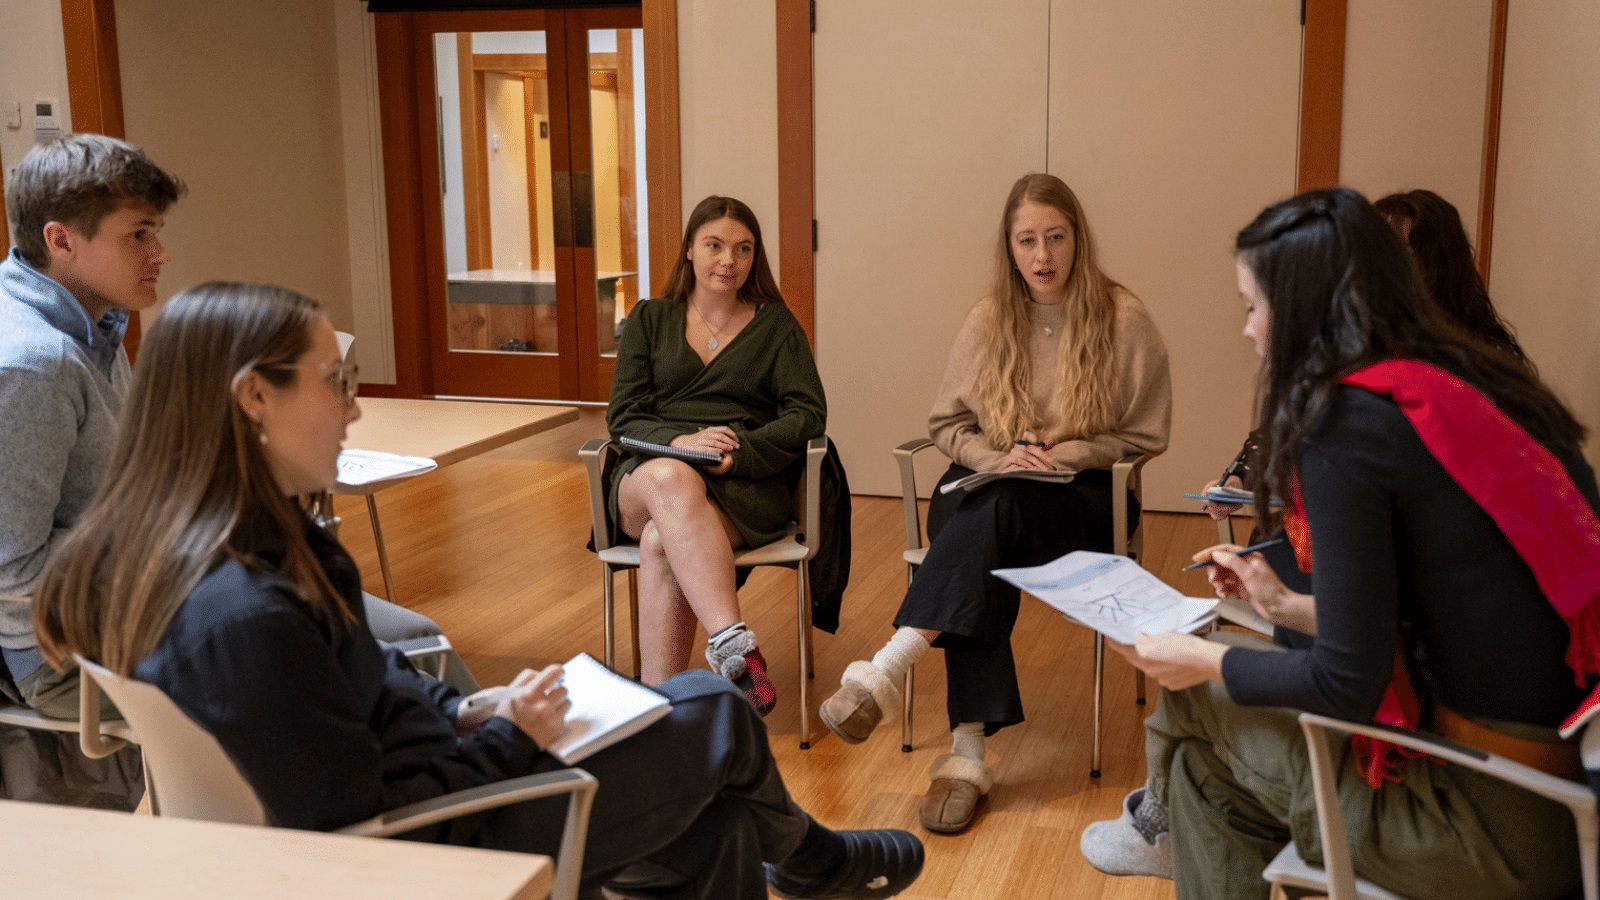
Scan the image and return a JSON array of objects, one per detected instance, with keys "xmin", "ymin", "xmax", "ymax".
[{"xmin": 691, "ymin": 301, "xmax": 731, "ymax": 352}]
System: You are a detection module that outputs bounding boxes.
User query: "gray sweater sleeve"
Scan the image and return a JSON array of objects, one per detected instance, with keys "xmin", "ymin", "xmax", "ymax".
[{"xmin": 0, "ymin": 366, "xmax": 78, "ymax": 619}]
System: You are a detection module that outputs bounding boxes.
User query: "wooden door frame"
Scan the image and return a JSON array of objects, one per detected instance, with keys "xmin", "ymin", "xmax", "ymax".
[
  {"xmin": 776, "ymin": 0, "xmax": 814, "ymax": 346},
  {"xmin": 59, "ymin": 0, "xmax": 138, "ymax": 355},
  {"xmin": 1475, "ymin": 0, "xmax": 1509, "ymax": 283},
  {"xmin": 376, "ymin": 3, "xmax": 678, "ymax": 399}
]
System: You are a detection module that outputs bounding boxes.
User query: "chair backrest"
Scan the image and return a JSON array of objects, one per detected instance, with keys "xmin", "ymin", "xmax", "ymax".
[
  {"xmin": 75, "ymin": 655, "xmax": 268, "ymax": 826},
  {"xmin": 1298, "ymin": 710, "xmax": 1599, "ymax": 900}
]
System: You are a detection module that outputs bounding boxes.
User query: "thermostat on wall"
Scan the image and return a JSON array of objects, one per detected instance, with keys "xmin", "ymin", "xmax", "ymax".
[{"xmin": 33, "ymin": 99, "xmax": 62, "ymax": 144}]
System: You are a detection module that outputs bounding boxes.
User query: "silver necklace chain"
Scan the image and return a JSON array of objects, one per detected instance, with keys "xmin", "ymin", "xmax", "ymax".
[{"xmin": 690, "ymin": 300, "xmax": 736, "ymax": 352}]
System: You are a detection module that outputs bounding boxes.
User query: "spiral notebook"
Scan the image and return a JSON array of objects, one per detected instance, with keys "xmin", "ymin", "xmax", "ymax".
[
  {"xmin": 619, "ymin": 436, "xmax": 722, "ymax": 466},
  {"xmin": 544, "ymin": 653, "xmax": 673, "ymax": 764}
]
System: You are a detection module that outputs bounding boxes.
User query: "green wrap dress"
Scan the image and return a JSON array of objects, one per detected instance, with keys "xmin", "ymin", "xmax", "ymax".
[{"xmin": 605, "ymin": 296, "xmax": 827, "ymax": 546}]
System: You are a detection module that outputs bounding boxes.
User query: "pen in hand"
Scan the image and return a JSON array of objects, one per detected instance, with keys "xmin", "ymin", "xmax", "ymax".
[{"xmin": 1182, "ymin": 537, "xmax": 1286, "ymax": 571}]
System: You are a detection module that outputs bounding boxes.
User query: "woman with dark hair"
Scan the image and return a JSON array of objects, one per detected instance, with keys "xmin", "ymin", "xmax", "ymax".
[
  {"xmin": 819, "ymin": 173, "xmax": 1171, "ymax": 834},
  {"xmin": 1196, "ymin": 187, "xmax": 1533, "ymax": 647},
  {"xmin": 30, "ymin": 281, "xmax": 920, "ymax": 900},
  {"xmin": 607, "ymin": 196, "xmax": 825, "ymax": 711},
  {"xmin": 1082, "ymin": 188, "xmax": 1598, "ymax": 899},
  {"xmin": 1372, "ymin": 188, "xmax": 1527, "ymax": 363}
]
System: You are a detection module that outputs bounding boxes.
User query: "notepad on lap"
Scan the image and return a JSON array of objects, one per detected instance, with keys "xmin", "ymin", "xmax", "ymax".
[
  {"xmin": 939, "ymin": 469, "xmax": 1075, "ymax": 494},
  {"xmin": 619, "ymin": 436, "xmax": 722, "ymax": 466},
  {"xmin": 545, "ymin": 653, "xmax": 673, "ymax": 764}
]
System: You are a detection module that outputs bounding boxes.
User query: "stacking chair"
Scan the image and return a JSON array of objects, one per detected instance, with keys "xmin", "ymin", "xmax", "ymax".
[
  {"xmin": 892, "ymin": 438, "xmax": 1152, "ymax": 776},
  {"xmin": 1214, "ymin": 601, "xmax": 1596, "ymax": 900},
  {"xmin": 74, "ymin": 656, "xmax": 598, "ymax": 900},
  {"xmin": 1262, "ymin": 712, "xmax": 1598, "ymax": 900},
  {"xmin": 580, "ymin": 435, "xmax": 828, "ymax": 748}
]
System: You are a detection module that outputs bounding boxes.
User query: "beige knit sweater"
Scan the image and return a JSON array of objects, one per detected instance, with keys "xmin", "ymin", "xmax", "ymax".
[{"xmin": 928, "ymin": 289, "xmax": 1172, "ymax": 473}]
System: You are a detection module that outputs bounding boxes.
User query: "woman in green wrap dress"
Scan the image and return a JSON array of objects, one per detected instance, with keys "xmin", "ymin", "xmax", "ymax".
[{"xmin": 607, "ymin": 196, "xmax": 826, "ymax": 715}]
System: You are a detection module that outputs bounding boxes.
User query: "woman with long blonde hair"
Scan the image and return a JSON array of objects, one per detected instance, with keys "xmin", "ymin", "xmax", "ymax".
[
  {"xmin": 821, "ymin": 174, "xmax": 1171, "ymax": 834},
  {"xmin": 32, "ymin": 281, "xmax": 921, "ymax": 899}
]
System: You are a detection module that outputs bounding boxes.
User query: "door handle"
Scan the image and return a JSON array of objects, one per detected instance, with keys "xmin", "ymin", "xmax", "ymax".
[{"xmin": 551, "ymin": 170, "xmax": 595, "ymax": 249}]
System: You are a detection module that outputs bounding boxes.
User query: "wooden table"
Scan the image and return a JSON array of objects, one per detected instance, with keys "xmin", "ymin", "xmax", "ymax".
[
  {"xmin": 0, "ymin": 799, "xmax": 551, "ymax": 899},
  {"xmin": 337, "ymin": 398, "xmax": 579, "ymax": 599}
]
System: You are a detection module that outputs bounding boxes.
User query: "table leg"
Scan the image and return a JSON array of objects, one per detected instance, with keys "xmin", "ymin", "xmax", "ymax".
[{"xmin": 367, "ymin": 494, "xmax": 398, "ymax": 603}]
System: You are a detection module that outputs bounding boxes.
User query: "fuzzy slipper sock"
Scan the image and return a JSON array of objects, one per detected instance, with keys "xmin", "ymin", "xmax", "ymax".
[
  {"xmin": 705, "ymin": 622, "xmax": 756, "ymax": 678},
  {"xmin": 706, "ymin": 623, "xmax": 776, "ymax": 715},
  {"xmin": 870, "ymin": 627, "xmax": 931, "ymax": 685}
]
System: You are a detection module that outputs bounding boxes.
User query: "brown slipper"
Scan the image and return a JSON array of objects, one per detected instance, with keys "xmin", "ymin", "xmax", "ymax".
[
  {"xmin": 918, "ymin": 754, "xmax": 993, "ymax": 834},
  {"xmin": 820, "ymin": 681, "xmax": 881, "ymax": 744},
  {"xmin": 819, "ymin": 661, "xmax": 900, "ymax": 745},
  {"xmin": 919, "ymin": 778, "xmax": 983, "ymax": 833}
]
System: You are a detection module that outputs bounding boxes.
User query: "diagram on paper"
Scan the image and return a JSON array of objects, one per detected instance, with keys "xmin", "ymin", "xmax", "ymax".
[
  {"xmin": 1078, "ymin": 574, "xmax": 1170, "ymax": 626},
  {"xmin": 991, "ymin": 551, "xmax": 1218, "ymax": 645}
]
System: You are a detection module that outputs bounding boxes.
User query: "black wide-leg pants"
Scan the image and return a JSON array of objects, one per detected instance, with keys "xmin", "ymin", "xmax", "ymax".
[
  {"xmin": 478, "ymin": 671, "xmax": 810, "ymax": 899},
  {"xmin": 892, "ymin": 465, "xmax": 1129, "ymax": 734}
]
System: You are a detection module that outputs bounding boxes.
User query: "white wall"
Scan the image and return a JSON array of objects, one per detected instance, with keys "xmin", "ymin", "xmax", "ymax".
[
  {"xmin": 677, "ymin": 0, "xmax": 780, "ymax": 282},
  {"xmin": 1489, "ymin": 1, "xmax": 1600, "ymax": 468},
  {"xmin": 1339, "ymin": 0, "xmax": 1493, "ymax": 235},
  {"xmin": 333, "ymin": 0, "xmax": 395, "ymax": 384},
  {"xmin": 0, "ymin": 1, "xmax": 74, "ymax": 235},
  {"xmin": 114, "ymin": 0, "xmax": 355, "ymax": 333}
]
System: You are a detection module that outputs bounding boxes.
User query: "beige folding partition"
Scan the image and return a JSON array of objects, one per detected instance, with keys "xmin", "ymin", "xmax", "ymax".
[
  {"xmin": 814, "ymin": 0, "xmax": 1052, "ymax": 497},
  {"xmin": 1337, "ymin": 0, "xmax": 1494, "ymax": 240},
  {"xmin": 1488, "ymin": 2, "xmax": 1600, "ymax": 470},
  {"xmin": 1048, "ymin": 1, "xmax": 1300, "ymax": 510},
  {"xmin": 816, "ymin": 1, "xmax": 1300, "ymax": 506}
]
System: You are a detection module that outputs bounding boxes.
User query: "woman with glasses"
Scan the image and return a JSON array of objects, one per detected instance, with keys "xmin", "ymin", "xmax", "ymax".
[{"xmin": 30, "ymin": 281, "xmax": 921, "ymax": 900}]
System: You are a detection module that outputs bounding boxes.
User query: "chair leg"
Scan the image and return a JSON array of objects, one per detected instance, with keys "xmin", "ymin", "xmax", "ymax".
[
  {"xmin": 626, "ymin": 569, "xmax": 641, "ymax": 682},
  {"xmin": 901, "ymin": 665, "xmax": 915, "ymax": 752},
  {"xmin": 903, "ymin": 563, "xmax": 917, "ymax": 753},
  {"xmin": 143, "ymin": 755, "xmax": 159, "ymax": 816},
  {"xmin": 797, "ymin": 563, "xmax": 814, "ymax": 750},
  {"xmin": 602, "ymin": 563, "xmax": 616, "ymax": 673},
  {"xmin": 366, "ymin": 494, "xmax": 398, "ymax": 603},
  {"xmin": 1091, "ymin": 633, "xmax": 1104, "ymax": 778}
]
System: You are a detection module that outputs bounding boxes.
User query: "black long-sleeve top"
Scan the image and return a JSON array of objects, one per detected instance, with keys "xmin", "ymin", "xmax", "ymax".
[
  {"xmin": 1221, "ymin": 387, "xmax": 1597, "ymax": 727},
  {"xmin": 135, "ymin": 519, "xmax": 545, "ymax": 837}
]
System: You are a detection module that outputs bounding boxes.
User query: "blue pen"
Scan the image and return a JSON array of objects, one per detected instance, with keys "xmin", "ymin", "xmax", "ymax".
[
  {"xmin": 1181, "ymin": 537, "xmax": 1286, "ymax": 571},
  {"xmin": 1014, "ymin": 439, "xmax": 1049, "ymax": 447}
]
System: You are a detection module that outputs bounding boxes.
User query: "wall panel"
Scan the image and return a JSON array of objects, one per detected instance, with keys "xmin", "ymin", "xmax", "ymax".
[
  {"xmin": 1489, "ymin": 2, "xmax": 1600, "ymax": 467},
  {"xmin": 1339, "ymin": 0, "xmax": 1493, "ymax": 238},
  {"xmin": 814, "ymin": 0, "xmax": 1051, "ymax": 496},
  {"xmin": 1050, "ymin": 1, "xmax": 1301, "ymax": 510}
]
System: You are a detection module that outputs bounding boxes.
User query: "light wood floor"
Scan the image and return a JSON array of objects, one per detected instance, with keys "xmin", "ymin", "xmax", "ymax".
[{"xmin": 333, "ymin": 408, "xmax": 1239, "ymax": 900}]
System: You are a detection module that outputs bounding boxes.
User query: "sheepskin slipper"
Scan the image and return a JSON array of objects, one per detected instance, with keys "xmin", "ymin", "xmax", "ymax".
[
  {"xmin": 918, "ymin": 754, "xmax": 992, "ymax": 834},
  {"xmin": 819, "ymin": 661, "xmax": 901, "ymax": 744}
]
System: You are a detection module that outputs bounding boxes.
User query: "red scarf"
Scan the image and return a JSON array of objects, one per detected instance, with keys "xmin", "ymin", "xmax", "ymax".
[{"xmin": 1283, "ymin": 359, "xmax": 1600, "ymax": 787}]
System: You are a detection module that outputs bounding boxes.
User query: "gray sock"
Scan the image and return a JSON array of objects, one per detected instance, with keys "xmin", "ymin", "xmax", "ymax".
[{"xmin": 1130, "ymin": 788, "xmax": 1169, "ymax": 845}]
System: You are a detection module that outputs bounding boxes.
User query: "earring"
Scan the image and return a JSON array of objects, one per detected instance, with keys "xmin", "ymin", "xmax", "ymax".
[{"xmin": 259, "ymin": 431, "xmax": 268, "ymax": 446}]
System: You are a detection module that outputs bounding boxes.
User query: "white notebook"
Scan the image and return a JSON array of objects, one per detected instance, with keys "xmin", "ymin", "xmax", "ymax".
[
  {"xmin": 337, "ymin": 448, "xmax": 438, "ymax": 486},
  {"xmin": 939, "ymin": 469, "xmax": 1075, "ymax": 494},
  {"xmin": 543, "ymin": 653, "xmax": 673, "ymax": 764}
]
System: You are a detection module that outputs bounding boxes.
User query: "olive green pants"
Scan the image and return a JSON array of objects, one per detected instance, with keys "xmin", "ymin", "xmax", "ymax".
[{"xmin": 1145, "ymin": 635, "xmax": 1581, "ymax": 900}]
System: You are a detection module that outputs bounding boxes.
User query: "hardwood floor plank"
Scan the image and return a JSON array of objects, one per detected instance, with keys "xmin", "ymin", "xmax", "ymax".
[{"xmin": 331, "ymin": 408, "xmax": 1251, "ymax": 898}]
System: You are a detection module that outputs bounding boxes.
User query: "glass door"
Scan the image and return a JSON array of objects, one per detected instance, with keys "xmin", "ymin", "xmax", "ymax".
[{"xmin": 412, "ymin": 7, "xmax": 646, "ymax": 402}]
